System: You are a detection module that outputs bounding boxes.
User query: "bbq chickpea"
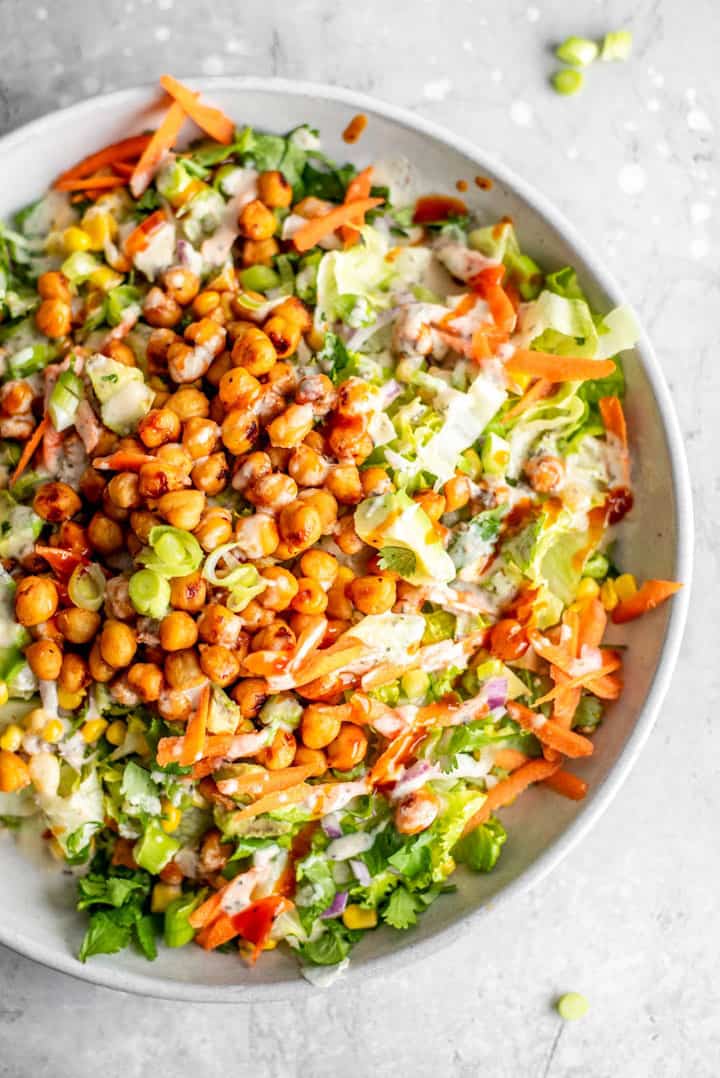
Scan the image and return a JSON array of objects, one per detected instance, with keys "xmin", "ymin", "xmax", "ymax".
[
  {"xmin": 33, "ymin": 482, "xmax": 82, "ymax": 523},
  {"xmin": 246, "ymin": 472, "xmax": 298, "ymax": 511},
  {"xmin": 231, "ymin": 326, "xmax": 277, "ymax": 376},
  {"xmin": 267, "ymin": 404, "xmax": 314, "ymax": 449},
  {"xmin": 259, "ymin": 728, "xmax": 296, "ymax": 770},
  {"xmin": 146, "ymin": 328, "xmax": 179, "ymax": 368},
  {"xmin": 335, "ymin": 515, "xmax": 364, "ymax": 556},
  {"xmin": 524, "ymin": 455, "xmax": 565, "ymax": 494},
  {"xmin": 197, "ymin": 604, "xmax": 243, "ymax": 647},
  {"xmin": 238, "ymin": 199, "xmax": 277, "ymax": 241},
  {"xmin": 257, "ymin": 170, "xmax": 293, "ymax": 208},
  {"xmin": 88, "ymin": 640, "xmax": 115, "ymax": 683},
  {"xmin": 259, "ymin": 566, "xmax": 299, "ymax": 612},
  {"xmin": 25, "ymin": 639, "xmax": 62, "ymax": 681},
  {"xmin": 300, "ymin": 705, "xmax": 343, "ymax": 750},
  {"xmin": 293, "ymin": 745, "xmax": 327, "ymax": 777},
  {"xmin": 143, "ymin": 286, "xmax": 182, "ymax": 328},
  {"xmin": 291, "ymin": 578, "xmax": 329, "ymax": 616},
  {"xmin": 181, "ymin": 417, "xmax": 219, "ymax": 459},
  {"xmin": 36, "ymin": 298, "xmax": 71, "ymax": 338},
  {"xmin": 157, "ymin": 489, "xmax": 206, "ymax": 531},
  {"xmin": 241, "ymin": 237, "xmax": 279, "ymax": 266},
  {"xmin": 395, "ymin": 788, "xmax": 440, "ymax": 835},
  {"xmin": 191, "ymin": 452, "xmax": 229, "ymax": 496},
  {"xmin": 297, "ymin": 489, "xmax": 338, "ymax": 535},
  {"xmin": 219, "ymin": 366, "xmax": 262, "ymax": 411},
  {"xmin": 15, "ymin": 577, "xmax": 59, "ymax": 627},
  {"xmin": 349, "ymin": 574, "xmax": 396, "ymax": 616},
  {"xmin": 169, "ymin": 570, "xmax": 207, "ymax": 612},
  {"xmin": 443, "ymin": 475, "xmax": 471, "ymax": 513},
  {"xmin": 200, "ymin": 644, "xmax": 240, "ymax": 686},
  {"xmin": 288, "ymin": 444, "xmax": 329, "ymax": 488},
  {"xmin": 221, "ymin": 408, "xmax": 260, "ymax": 455},
  {"xmin": 159, "ymin": 611, "xmax": 199, "ymax": 652},
  {"xmin": 162, "ymin": 266, "xmax": 200, "ymax": 306},
  {"xmin": 104, "ymin": 339, "xmax": 136, "ymax": 367},
  {"xmin": 327, "ymin": 723, "xmax": 368, "ymax": 771},
  {"xmin": 234, "ymin": 512, "xmax": 279, "ymax": 559},
  {"xmin": 194, "ymin": 506, "xmax": 233, "ymax": 552},
  {"xmin": 414, "ymin": 490, "xmax": 446, "ymax": 522},
  {"xmin": 361, "ymin": 467, "xmax": 394, "ymax": 497},
  {"xmin": 107, "ymin": 472, "xmax": 141, "ymax": 511},
  {"xmin": 296, "ymin": 373, "xmax": 336, "ymax": 417},
  {"xmin": 56, "ymin": 606, "xmax": 101, "ymax": 645},
  {"xmin": 126, "ymin": 662, "xmax": 163, "ymax": 702},
  {"xmin": 88, "ymin": 512, "xmax": 123, "ymax": 555},
  {"xmin": 231, "ymin": 677, "xmax": 268, "ymax": 719},
  {"xmin": 166, "ymin": 386, "xmax": 210, "ymax": 421},
  {"xmin": 266, "ymin": 361, "xmax": 298, "ymax": 395},
  {"xmin": 138, "ymin": 408, "xmax": 181, "ymax": 448},
  {"xmin": 277, "ymin": 501, "xmax": 322, "ymax": 551},
  {"xmin": 37, "ymin": 270, "xmax": 71, "ymax": 303},
  {"xmin": 192, "ymin": 290, "xmax": 221, "ymax": 318},
  {"xmin": 232, "ymin": 452, "xmax": 273, "ymax": 493},
  {"xmin": 251, "ymin": 621, "xmax": 295, "ymax": 653},
  {"xmin": 0, "ymin": 381, "xmax": 33, "ymax": 416},
  {"xmin": 130, "ymin": 510, "xmax": 161, "ymax": 543},
  {"xmin": 164, "ymin": 648, "xmax": 205, "ymax": 690},
  {"xmin": 299, "ymin": 549, "xmax": 338, "ymax": 589},
  {"xmin": 100, "ymin": 620, "xmax": 137, "ymax": 669},
  {"xmin": 58, "ymin": 652, "xmax": 89, "ymax": 694},
  {"xmin": 327, "ymin": 419, "xmax": 373, "ymax": 465},
  {"xmin": 263, "ymin": 317, "xmax": 301, "ymax": 360},
  {"xmin": 326, "ymin": 464, "xmax": 363, "ymax": 505}
]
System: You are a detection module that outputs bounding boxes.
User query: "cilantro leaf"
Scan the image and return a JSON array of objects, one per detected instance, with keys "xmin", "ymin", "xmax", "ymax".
[
  {"xmin": 298, "ymin": 920, "xmax": 355, "ymax": 966},
  {"xmin": 316, "ymin": 331, "xmax": 353, "ymax": 384},
  {"xmin": 77, "ymin": 874, "xmax": 149, "ymax": 911},
  {"xmin": 133, "ymin": 914, "xmax": 158, "ymax": 960},
  {"xmin": 573, "ymin": 693, "xmax": 603, "ymax": 731},
  {"xmin": 382, "ymin": 886, "xmax": 419, "ymax": 930},
  {"xmin": 378, "ymin": 546, "xmax": 417, "ymax": 578},
  {"xmin": 78, "ymin": 907, "xmax": 135, "ymax": 962}
]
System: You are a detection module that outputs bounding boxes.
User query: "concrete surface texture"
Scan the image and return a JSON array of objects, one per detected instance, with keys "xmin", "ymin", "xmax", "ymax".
[{"xmin": 0, "ymin": 0, "xmax": 717, "ymax": 1075}]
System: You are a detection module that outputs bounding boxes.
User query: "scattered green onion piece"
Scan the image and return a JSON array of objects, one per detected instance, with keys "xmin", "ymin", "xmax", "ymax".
[
  {"xmin": 202, "ymin": 542, "xmax": 267, "ymax": 611},
  {"xmin": 48, "ymin": 370, "xmax": 84, "ymax": 432},
  {"xmin": 275, "ymin": 254, "xmax": 296, "ymax": 296},
  {"xmin": 600, "ymin": 30, "xmax": 633, "ymax": 61},
  {"xmin": 556, "ymin": 992, "xmax": 590, "ymax": 1021},
  {"xmin": 140, "ymin": 525, "xmax": 203, "ymax": 579},
  {"xmin": 583, "ymin": 553, "xmax": 610, "ymax": 580},
  {"xmin": 233, "ymin": 291, "xmax": 266, "ymax": 311},
  {"xmin": 551, "ymin": 69, "xmax": 585, "ymax": 96},
  {"xmin": 60, "ymin": 250, "xmax": 100, "ymax": 284},
  {"xmin": 555, "ymin": 36, "xmax": 599, "ymax": 67},
  {"xmin": 128, "ymin": 568, "xmax": 171, "ymax": 619},
  {"xmin": 67, "ymin": 562, "xmax": 106, "ymax": 613},
  {"xmin": 240, "ymin": 265, "xmax": 280, "ymax": 293},
  {"xmin": 7, "ymin": 344, "xmax": 56, "ymax": 379}
]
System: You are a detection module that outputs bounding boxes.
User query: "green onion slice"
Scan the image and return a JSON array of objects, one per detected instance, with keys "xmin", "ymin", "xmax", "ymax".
[
  {"xmin": 49, "ymin": 369, "xmax": 84, "ymax": 432},
  {"xmin": 202, "ymin": 542, "xmax": 267, "ymax": 611},
  {"xmin": 68, "ymin": 562, "xmax": 106, "ymax": 612},
  {"xmin": 139, "ymin": 525, "xmax": 204, "ymax": 579},
  {"xmin": 555, "ymin": 36, "xmax": 599, "ymax": 67},
  {"xmin": 128, "ymin": 568, "xmax": 171, "ymax": 619}
]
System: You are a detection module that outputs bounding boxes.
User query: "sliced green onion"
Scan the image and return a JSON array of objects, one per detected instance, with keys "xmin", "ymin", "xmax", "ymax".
[
  {"xmin": 240, "ymin": 265, "xmax": 280, "ymax": 293},
  {"xmin": 68, "ymin": 562, "xmax": 106, "ymax": 612},
  {"xmin": 140, "ymin": 526, "xmax": 203, "ymax": 580},
  {"xmin": 556, "ymin": 992, "xmax": 590, "ymax": 1021},
  {"xmin": 600, "ymin": 30, "xmax": 632, "ymax": 61},
  {"xmin": 583, "ymin": 553, "xmax": 610, "ymax": 580},
  {"xmin": 551, "ymin": 69, "xmax": 585, "ymax": 96},
  {"xmin": 49, "ymin": 369, "xmax": 84, "ymax": 432},
  {"xmin": 233, "ymin": 291, "xmax": 266, "ymax": 311},
  {"xmin": 60, "ymin": 250, "xmax": 99, "ymax": 284},
  {"xmin": 202, "ymin": 542, "xmax": 267, "ymax": 611},
  {"xmin": 7, "ymin": 343, "xmax": 56, "ymax": 378},
  {"xmin": 275, "ymin": 254, "xmax": 296, "ymax": 296},
  {"xmin": 555, "ymin": 36, "xmax": 599, "ymax": 67},
  {"xmin": 128, "ymin": 568, "xmax": 171, "ymax": 618},
  {"xmin": 106, "ymin": 285, "xmax": 142, "ymax": 327}
]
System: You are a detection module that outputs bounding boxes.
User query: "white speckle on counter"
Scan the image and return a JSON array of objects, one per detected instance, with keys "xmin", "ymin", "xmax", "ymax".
[
  {"xmin": 656, "ymin": 140, "xmax": 670, "ymax": 157},
  {"xmin": 156, "ymin": 0, "xmax": 173, "ymax": 8},
  {"xmin": 690, "ymin": 236, "xmax": 709, "ymax": 259},
  {"xmin": 226, "ymin": 38, "xmax": 250, "ymax": 54},
  {"xmin": 201, "ymin": 54, "xmax": 225, "ymax": 75},
  {"xmin": 510, "ymin": 101, "xmax": 533, "ymax": 127},
  {"xmin": 566, "ymin": 145, "xmax": 579, "ymax": 160},
  {"xmin": 647, "ymin": 98, "xmax": 660, "ymax": 112},
  {"xmin": 82, "ymin": 75, "xmax": 100, "ymax": 94},
  {"xmin": 423, "ymin": 79, "xmax": 452, "ymax": 101},
  {"xmin": 687, "ymin": 108, "xmax": 713, "ymax": 133},
  {"xmin": 648, "ymin": 66, "xmax": 665, "ymax": 87},
  {"xmin": 617, "ymin": 163, "xmax": 647, "ymax": 195},
  {"xmin": 35, "ymin": 6, "xmax": 48, "ymax": 18},
  {"xmin": 526, "ymin": 5, "xmax": 539, "ymax": 21},
  {"xmin": 490, "ymin": 68, "xmax": 503, "ymax": 82},
  {"xmin": 462, "ymin": 39, "xmax": 473, "ymax": 52},
  {"xmin": 690, "ymin": 202, "xmax": 712, "ymax": 224},
  {"xmin": 154, "ymin": 25, "xmax": 170, "ymax": 40}
]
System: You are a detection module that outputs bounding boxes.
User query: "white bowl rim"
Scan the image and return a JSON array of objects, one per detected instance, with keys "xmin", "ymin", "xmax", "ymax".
[{"xmin": 0, "ymin": 75, "xmax": 693, "ymax": 1002}]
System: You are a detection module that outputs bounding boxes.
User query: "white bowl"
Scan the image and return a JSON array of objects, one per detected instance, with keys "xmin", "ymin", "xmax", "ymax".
[{"xmin": 0, "ymin": 78, "xmax": 692, "ymax": 1000}]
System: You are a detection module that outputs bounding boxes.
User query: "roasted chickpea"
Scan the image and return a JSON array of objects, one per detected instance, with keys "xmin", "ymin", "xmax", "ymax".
[
  {"xmin": 219, "ymin": 366, "xmax": 262, "ymax": 411},
  {"xmin": 231, "ymin": 326, "xmax": 277, "ymax": 376},
  {"xmin": 162, "ymin": 266, "xmax": 200, "ymax": 306},
  {"xmin": 288, "ymin": 444, "xmax": 329, "ymax": 488},
  {"xmin": 137, "ymin": 461, "xmax": 185, "ymax": 501},
  {"xmin": 88, "ymin": 512, "xmax": 124, "ymax": 555},
  {"xmin": 25, "ymin": 639, "xmax": 62, "ymax": 681},
  {"xmin": 335, "ymin": 514, "xmax": 364, "ymax": 556},
  {"xmin": 232, "ymin": 451, "xmax": 272, "ymax": 492},
  {"xmin": 489, "ymin": 618, "xmax": 529, "ymax": 662},
  {"xmin": 166, "ymin": 386, "xmax": 210, "ymax": 421},
  {"xmin": 263, "ymin": 316, "xmax": 301, "ymax": 360},
  {"xmin": 37, "ymin": 270, "xmax": 71, "ymax": 303},
  {"xmin": 246, "ymin": 472, "xmax": 298, "ymax": 511},
  {"xmin": 361, "ymin": 466, "xmax": 394, "ymax": 497},
  {"xmin": 443, "ymin": 474, "xmax": 471, "ymax": 513},
  {"xmin": 266, "ymin": 360, "xmax": 298, "ymax": 395},
  {"xmin": 184, "ymin": 317, "xmax": 227, "ymax": 353},
  {"xmin": 105, "ymin": 472, "xmax": 141, "ymax": 512},
  {"xmin": 300, "ymin": 705, "xmax": 343, "ymax": 750},
  {"xmin": 169, "ymin": 570, "xmax": 207, "ymax": 612},
  {"xmin": 293, "ymin": 744, "xmax": 327, "ymax": 777},
  {"xmin": 143, "ymin": 286, "xmax": 182, "ymax": 328},
  {"xmin": 259, "ymin": 566, "xmax": 299, "ymax": 612},
  {"xmin": 221, "ymin": 407, "xmax": 260, "ymax": 455},
  {"xmin": 327, "ymin": 723, "xmax": 368, "ymax": 771},
  {"xmin": 259, "ymin": 728, "xmax": 296, "ymax": 770},
  {"xmin": 196, "ymin": 603, "xmax": 242, "ymax": 648},
  {"xmin": 326, "ymin": 566, "xmax": 355, "ymax": 620},
  {"xmin": 56, "ymin": 606, "xmax": 101, "ymax": 645},
  {"xmin": 78, "ymin": 468, "xmax": 105, "ymax": 505},
  {"xmin": 251, "ymin": 620, "xmax": 295, "ymax": 653},
  {"xmin": 129, "ymin": 510, "xmax": 161, "ymax": 543},
  {"xmin": 33, "ymin": 482, "xmax": 82, "ymax": 523},
  {"xmin": 164, "ymin": 648, "xmax": 205, "ymax": 690},
  {"xmin": 146, "ymin": 328, "xmax": 180, "ymax": 369},
  {"xmin": 290, "ymin": 577, "xmax": 328, "ymax": 616},
  {"xmin": 156, "ymin": 489, "xmax": 206, "ymax": 531},
  {"xmin": 88, "ymin": 640, "xmax": 115, "ymax": 683},
  {"xmin": 36, "ymin": 298, "xmax": 71, "ymax": 338},
  {"xmin": 414, "ymin": 490, "xmax": 446, "ymax": 522},
  {"xmin": 159, "ymin": 611, "xmax": 199, "ymax": 653},
  {"xmin": 297, "ymin": 489, "xmax": 338, "ymax": 535},
  {"xmin": 181, "ymin": 417, "xmax": 219, "ymax": 460},
  {"xmin": 277, "ymin": 501, "xmax": 322, "ymax": 552},
  {"xmin": 395, "ymin": 788, "xmax": 440, "ymax": 835},
  {"xmin": 191, "ymin": 452, "xmax": 229, "ymax": 496},
  {"xmin": 99, "ymin": 619, "xmax": 137, "ymax": 669},
  {"xmin": 349, "ymin": 574, "xmax": 397, "ymax": 616},
  {"xmin": 238, "ymin": 199, "xmax": 277, "ymax": 241},
  {"xmin": 194, "ymin": 506, "xmax": 233, "ymax": 553},
  {"xmin": 54, "ymin": 521, "xmax": 90, "ymax": 559},
  {"xmin": 231, "ymin": 677, "xmax": 268, "ymax": 719},
  {"xmin": 205, "ymin": 350, "xmax": 233, "ymax": 389},
  {"xmin": 192, "ymin": 289, "xmax": 221, "ymax": 318},
  {"xmin": 296, "ymin": 373, "xmax": 336, "ymax": 418},
  {"xmin": 327, "ymin": 418, "xmax": 373, "ymax": 465},
  {"xmin": 234, "ymin": 512, "xmax": 280, "ymax": 559},
  {"xmin": 198, "ymin": 830, "xmax": 232, "ymax": 876},
  {"xmin": 104, "ymin": 339, "xmax": 136, "ymax": 367},
  {"xmin": 299, "ymin": 550, "xmax": 338, "ymax": 589},
  {"xmin": 257, "ymin": 170, "xmax": 293, "ymax": 208},
  {"xmin": 524, "ymin": 455, "xmax": 565, "ymax": 493},
  {"xmin": 15, "ymin": 577, "xmax": 59, "ymax": 627},
  {"xmin": 241, "ymin": 237, "xmax": 279, "ymax": 267},
  {"xmin": 326, "ymin": 464, "xmax": 363, "ymax": 505},
  {"xmin": 199, "ymin": 644, "xmax": 240, "ymax": 686},
  {"xmin": 138, "ymin": 408, "xmax": 181, "ymax": 448},
  {"xmin": 0, "ymin": 380, "xmax": 33, "ymax": 416},
  {"xmin": 126, "ymin": 662, "xmax": 163, "ymax": 702},
  {"xmin": 58, "ymin": 652, "xmax": 89, "ymax": 694},
  {"xmin": 266, "ymin": 445, "xmax": 291, "ymax": 472},
  {"xmin": 239, "ymin": 599, "xmax": 275, "ymax": 630},
  {"xmin": 267, "ymin": 403, "xmax": 315, "ymax": 449}
]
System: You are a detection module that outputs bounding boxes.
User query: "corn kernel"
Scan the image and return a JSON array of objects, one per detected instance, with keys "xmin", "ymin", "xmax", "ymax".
[
  {"xmin": 0, "ymin": 723, "xmax": 23, "ymax": 752},
  {"xmin": 151, "ymin": 881, "xmax": 182, "ymax": 914},
  {"xmin": 577, "ymin": 578, "xmax": 600, "ymax": 601},
  {"xmin": 263, "ymin": 938, "xmax": 278, "ymax": 951},
  {"xmin": 0, "ymin": 681, "xmax": 9, "ymax": 708},
  {"xmin": 614, "ymin": 574, "xmax": 637, "ymax": 602},
  {"xmin": 401, "ymin": 669, "xmax": 430, "ymax": 702},
  {"xmin": 600, "ymin": 579, "xmax": 618, "ymax": 611},
  {"xmin": 0, "ymin": 750, "xmax": 30, "ymax": 793},
  {"xmin": 25, "ymin": 707, "xmax": 51, "ymax": 733},
  {"xmin": 81, "ymin": 718, "xmax": 108, "ymax": 743},
  {"xmin": 105, "ymin": 719, "xmax": 127, "ymax": 747},
  {"xmin": 63, "ymin": 226, "xmax": 92, "ymax": 253},
  {"xmin": 160, "ymin": 798, "xmax": 182, "ymax": 834},
  {"xmin": 89, "ymin": 265, "xmax": 123, "ymax": 291},
  {"xmin": 81, "ymin": 210, "xmax": 116, "ymax": 249},
  {"xmin": 307, "ymin": 327, "xmax": 326, "ymax": 352},
  {"xmin": 57, "ymin": 688, "xmax": 85, "ymax": 711},
  {"xmin": 342, "ymin": 905, "xmax": 378, "ymax": 930},
  {"xmin": 42, "ymin": 718, "xmax": 65, "ymax": 744},
  {"xmin": 513, "ymin": 372, "xmax": 532, "ymax": 391}
]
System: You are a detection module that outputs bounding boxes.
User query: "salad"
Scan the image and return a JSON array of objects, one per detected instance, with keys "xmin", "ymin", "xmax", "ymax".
[{"xmin": 0, "ymin": 76, "xmax": 681, "ymax": 977}]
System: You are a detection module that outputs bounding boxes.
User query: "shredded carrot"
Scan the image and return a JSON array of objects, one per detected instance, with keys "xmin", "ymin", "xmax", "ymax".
[
  {"xmin": 124, "ymin": 209, "xmax": 167, "ymax": 256},
  {"xmin": 584, "ymin": 671, "xmax": 623, "ymax": 699},
  {"xmin": 189, "ymin": 890, "xmax": 223, "ymax": 930},
  {"xmin": 463, "ymin": 757, "xmax": 561, "ymax": 833},
  {"xmin": 54, "ymin": 174, "xmax": 128, "ymax": 193},
  {"xmin": 494, "ymin": 748, "xmax": 530, "ymax": 772},
  {"xmin": 505, "ymin": 349, "xmax": 616, "ymax": 383},
  {"xmin": 612, "ymin": 579, "xmax": 682, "ymax": 624},
  {"xmin": 179, "ymin": 684, "xmax": 211, "ymax": 766},
  {"xmin": 218, "ymin": 764, "xmax": 316, "ymax": 800},
  {"xmin": 10, "ymin": 416, "xmax": 49, "ymax": 487},
  {"xmin": 231, "ymin": 782, "xmax": 313, "ymax": 822},
  {"xmin": 159, "ymin": 75, "xmax": 234, "ymax": 145},
  {"xmin": 196, "ymin": 912, "xmax": 238, "ymax": 951},
  {"xmin": 341, "ymin": 166, "xmax": 374, "ymax": 247},
  {"xmin": 54, "ymin": 133, "xmax": 152, "ymax": 187},
  {"xmin": 598, "ymin": 395, "xmax": 627, "ymax": 448},
  {"xmin": 578, "ymin": 597, "xmax": 607, "ymax": 649},
  {"xmin": 289, "ymin": 641, "xmax": 368, "ymax": 689},
  {"xmin": 369, "ymin": 727, "xmax": 425, "ymax": 785},
  {"xmin": 472, "ymin": 266, "xmax": 516, "ymax": 333},
  {"xmin": 292, "ymin": 197, "xmax": 384, "ymax": 253},
  {"xmin": 507, "ymin": 700, "xmax": 594, "ymax": 759},
  {"xmin": 470, "ymin": 327, "xmax": 493, "ymax": 362},
  {"xmin": 543, "ymin": 769, "xmax": 588, "ymax": 801},
  {"xmin": 130, "ymin": 101, "xmax": 186, "ymax": 198},
  {"xmin": 503, "ymin": 378, "xmax": 553, "ymax": 421},
  {"xmin": 534, "ymin": 654, "xmax": 622, "ymax": 705},
  {"xmin": 111, "ymin": 161, "xmax": 136, "ymax": 178}
]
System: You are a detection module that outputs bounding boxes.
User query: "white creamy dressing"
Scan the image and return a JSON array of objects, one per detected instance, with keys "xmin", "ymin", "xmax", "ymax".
[
  {"xmin": 201, "ymin": 169, "xmax": 258, "ymax": 265},
  {"xmin": 133, "ymin": 221, "xmax": 177, "ymax": 280},
  {"xmin": 325, "ymin": 831, "xmax": 374, "ymax": 861}
]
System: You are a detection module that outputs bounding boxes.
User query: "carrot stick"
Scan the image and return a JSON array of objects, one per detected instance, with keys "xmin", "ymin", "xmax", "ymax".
[
  {"xmin": 292, "ymin": 198, "xmax": 384, "ymax": 253},
  {"xmin": 505, "ymin": 349, "xmax": 616, "ymax": 383},
  {"xmin": 124, "ymin": 209, "xmax": 167, "ymax": 256},
  {"xmin": 159, "ymin": 75, "xmax": 234, "ymax": 145},
  {"xmin": 507, "ymin": 700, "xmax": 594, "ymax": 759},
  {"xmin": 130, "ymin": 101, "xmax": 186, "ymax": 197},
  {"xmin": 503, "ymin": 378, "xmax": 553, "ymax": 422},
  {"xmin": 10, "ymin": 416, "xmax": 49, "ymax": 486},
  {"xmin": 583, "ymin": 671, "xmax": 623, "ymax": 700},
  {"xmin": 612, "ymin": 580, "xmax": 682, "ymax": 624},
  {"xmin": 472, "ymin": 267, "xmax": 516, "ymax": 334},
  {"xmin": 92, "ymin": 450, "xmax": 156, "ymax": 471},
  {"xmin": 230, "ymin": 782, "xmax": 313, "ymax": 822},
  {"xmin": 54, "ymin": 174, "xmax": 128, "ymax": 193},
  {"xmin": 189, "ymin": 890, "xmax": 223, "ymax": 930},
  {"xmin": 216, "ymin": 764, "xmax": 315, "ymax": 800},
  {"xmin": 179, "ymin": 684, "xmax": 211, "ymax": 766},
  {"xmin": 463, "ymin": 758, "xmax": 560, "ymax": 833},
  {"xmin": 290, "ymin": 642, "xmax": 368, "ymax": 688},
  {"xmin": 341, "ymin": 166, "xmax": 373, "ymax": 246},
  {"xmin": 54, "ymin": 133, "xmax": 152, "ymax": 186},
  {"xmin": 534, "ymin": 656, "xmax": 622, "ymax": 705},
  {"xmin": 196, "ymin": 912, "xmax": 239, "ymax": 951},
  {"xmin": 577, "ymin": 597, "xmax": 607, "ymax": 649},
  {"xmin": 111, "ymin": 161, "xmax": 135, "ymax": 178},
  {"xmin": 543, "ymin": 769, "xmax": 588, "ymax": 801},
  {"xmin": 598, "ymin": 395, "xmax": 627, "ymax": 448},
  {"xmin": 494, "ymin": 748, "xmax": 530, "ymax": 772}
]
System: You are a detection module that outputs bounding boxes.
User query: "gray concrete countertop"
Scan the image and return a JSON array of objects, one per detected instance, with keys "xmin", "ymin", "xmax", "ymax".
[{"xmin": 0, "ymin": 1, "xmax": 716, "ymax": 1074}]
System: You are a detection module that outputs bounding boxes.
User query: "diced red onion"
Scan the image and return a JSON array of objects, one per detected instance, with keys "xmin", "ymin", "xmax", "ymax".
[
  {"xmin": 390, "ymin": 759, "xmax": 438, "ymax": 802},
  {"xmin": 484, "ymin": 677, "xmax": 508, "ymax": 710},
  {"xmin": 321, "ymin": 812, "xmax": 343, "ymax": 839},
  {"xmin": 350, "ymin": 859, "xmax": 372, "ymax": 887},
  {"xmin": 377, "ymin": 378, "xmax": 403, "ymax": 407},
  {"xmin": 320, "ymin": 890, "xmax": 348, "ymax": 920}
]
